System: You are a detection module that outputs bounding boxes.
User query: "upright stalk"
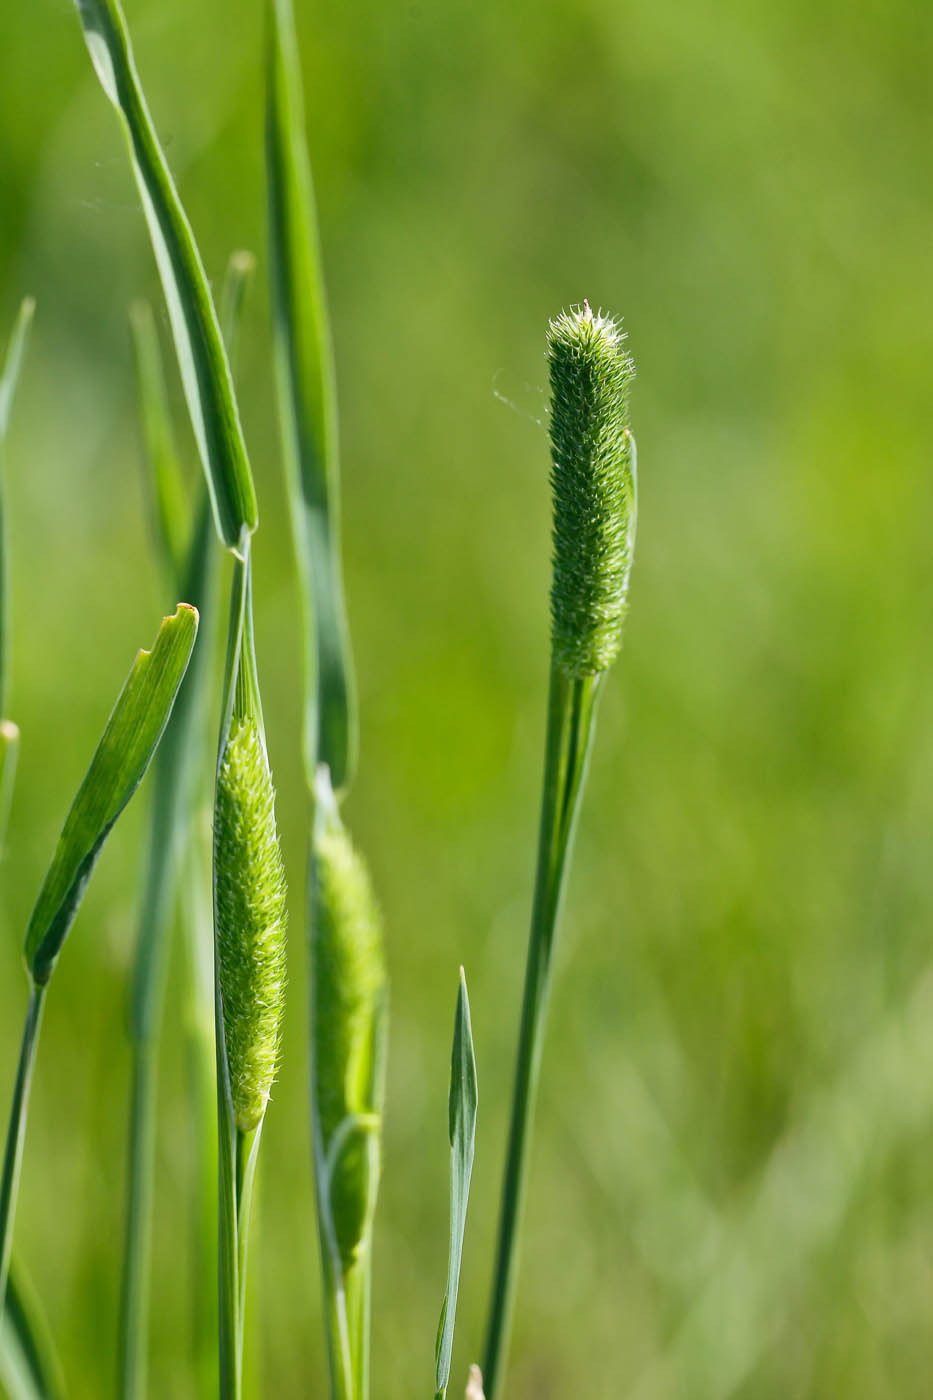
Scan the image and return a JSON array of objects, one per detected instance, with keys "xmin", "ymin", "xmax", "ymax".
[
  {"xmin": 0, "ymin": 983, "xmax": 46, "ymax": 1312},
  {"xmin": 483, "ymin": 669, "xmax": 600, "ymax": 1397},
  {"xmin": 483, "ymin": 305, "xmax": 637, "ymax": 1399}
]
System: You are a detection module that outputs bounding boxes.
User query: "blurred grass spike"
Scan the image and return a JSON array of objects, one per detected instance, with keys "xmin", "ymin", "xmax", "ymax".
[
  {"xmin": 435, "ymin": 969, "xmax": 478, "ymax": 1400},
  {"xmin": 266, "ymin": 0, "xmax": 357, "ymax": 791},
  {"xmin": 311, "ymin": 764, "xmax": 388, "ymax": 1398},
  {"xmin": 547, "ymin": 303, "xmax": 636, "ymax": 677},
  {"xmin": 483, "ymin": 307, "xmax": 636, "ymax": 1400},
  {"xmin": 71, "ymin": 0, "xmax": 258, "ymax": 551},
  {"xmin": 0, "ymin": 297, "xmax": 35, "ymax": 723},
  {"xmin": 23, "ymin": 604, "xmax": 199, "ymax": 984}
]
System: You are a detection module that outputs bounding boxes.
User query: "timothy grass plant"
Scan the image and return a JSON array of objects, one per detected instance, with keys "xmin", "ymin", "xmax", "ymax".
[{"xmin": 483, "ymin": 304, "xmax": 637, "ymax": 1400}]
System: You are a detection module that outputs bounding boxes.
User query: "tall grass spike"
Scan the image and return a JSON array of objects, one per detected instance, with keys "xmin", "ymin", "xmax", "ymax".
[{"xmin": 547, "ymin": 303, "xmax": 636, "ymax": 677}]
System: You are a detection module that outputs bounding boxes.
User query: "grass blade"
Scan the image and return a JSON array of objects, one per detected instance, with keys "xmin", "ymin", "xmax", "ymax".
[
  {"xmin": 23, "ymin": 603, "xmax": 199, "ymax": 984},
  {"xmin": 71, "ymin": 0, "xmax": 257, "ymax": 551},
  {"xmin": 0, "ymin": 1259, "xmax": 66, "ymax": 1400},
  {"xmin": 266, "ymin": 0, "xmax": 357, "ymax": 791},
  {"xmin": 435, "ymin": 970, "xmax": 478, "ymax": 1400},
  {"xmin": 220, "ymin": 252, "xmax": 256, "ymax": 378}
]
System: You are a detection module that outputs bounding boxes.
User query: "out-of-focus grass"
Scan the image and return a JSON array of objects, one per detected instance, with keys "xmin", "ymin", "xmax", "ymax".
[{"xmin": 2, "ymin": 0, "xmax": 933, "ymax": 1395}]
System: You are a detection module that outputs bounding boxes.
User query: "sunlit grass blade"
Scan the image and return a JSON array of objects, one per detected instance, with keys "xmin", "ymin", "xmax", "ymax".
[
  {"xmin": 119, "ymin": 506, "xmax": 216, "ymax": 1400},
  {"xmin": 0, "ymin": 721, "xmax": 20, "ymax": 852},
  {"xmin": 24, "ymin": 603, "xmax": 199, "ymax": 985},
  {"xmin": 266, "ymin": 0, "xmax": 357, "ymax": 791},
  {"xmin": 435, "ymin": 969, "xmax": 478, "ymax": 1400},
  {"xmin": 0, "ymin": 605, "xmax": 198, "ymax": 1316},
  {"xmin": 129, "ymin": 300, "xmax": 189, "ymax": 580},
  {"xmin": 71, "ymin": 0, "xmax": 257, "ymax": 551},
  {"xmin": 0, "ymin": 1259, "xmax": 65, "ymax": 1400},
  {"xmin": 0, "ymin": 297, "xmax": 35, "ymax": 723}
]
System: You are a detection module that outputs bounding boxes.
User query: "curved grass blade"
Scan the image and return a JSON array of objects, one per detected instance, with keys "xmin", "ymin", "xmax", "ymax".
[
  {"xmin": 129, "ymin": 300, "xmax": 189, "ymax": 581},
  {"xmin": 71, "ymin": 0, "xmax": 257, "ymax": 551},
  {"xmin": 0, "ymin": 298, "xmax": 35, "ymax": 721},
  {"xmin": 0, "ymin": 1259, "xmax": 65, "ymax": 1400},
  {"xmin": 266, "ymin": 0, "xmax": 357, "ymax": 790},
  {"xmin": 435, "ymin": 970, "xmax": 478, "ymax": 1400},
  {"xmin": 24, "ymin": 603, "xmax": 199, "ymax": 984}
]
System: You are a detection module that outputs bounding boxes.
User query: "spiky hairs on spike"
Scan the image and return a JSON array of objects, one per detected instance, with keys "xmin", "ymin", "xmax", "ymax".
[
  {"xmin": 215, "ymin": 717, "xmax": 288, "ymax": 1132},
  {"xmin": 311, "ymin": 772, "xmax": 387, "ymax": 1272},
  {"xmin": 547, "ymin": 303, "xmax": 636, "ymax": 677}
]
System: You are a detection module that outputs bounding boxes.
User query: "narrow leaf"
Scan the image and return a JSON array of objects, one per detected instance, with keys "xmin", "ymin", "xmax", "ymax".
[
  {"xmin": 266, "ymin": 0, "xmax": 357, "ymax": 790},
  {"xmin": 435, "ymin": 969, "xmax": 478, "ymax": 1399},
  {"xmin": 72, "ymin": 0, "xmax": 257, "ymax": 550},
  {"xmin": 129, "ymin": 299, "xmax": 189, "ymax": 581},
  {"xmin": 24, "ymin": 604, "xmax": 198, "ymax": 984},
  {"xmin": 0, "ymin": 1260, "xmax": 65, "ymax": 1400}
]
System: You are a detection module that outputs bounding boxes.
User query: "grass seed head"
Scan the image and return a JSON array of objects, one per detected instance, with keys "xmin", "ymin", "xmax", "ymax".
[
  {"xmin": 215, "ymin": 717, "xmax": 288, "ymax": 1133},
  {"xmin": 547, "ymin": 302, "xmax": 636, "ymax": 676},
  {"xmin": 311, "ymin": 770, "xmax": 387, "ymax": 1272}
]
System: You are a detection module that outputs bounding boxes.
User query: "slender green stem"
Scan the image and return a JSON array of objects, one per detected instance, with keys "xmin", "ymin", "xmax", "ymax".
[
  {"xmin": 118, "ymin": 1042, "xmax": 158, "ymax": 1400},
  {"xmin": 217, "ymin": 1025, "xmax": 239, "ymax": 1400},
  {"xmin": 483, "ymin": 665, "xmax": 602, "ymax": 1400},
  {"xmin": 0, "ymin": 982, "xmax": 47, "ymax": 1313}
]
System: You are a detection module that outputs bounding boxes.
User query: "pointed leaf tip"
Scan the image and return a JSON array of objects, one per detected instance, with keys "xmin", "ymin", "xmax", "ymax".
[{"xmin": 24, "ymin": 604, "xmax": 198, "ymax": 983}]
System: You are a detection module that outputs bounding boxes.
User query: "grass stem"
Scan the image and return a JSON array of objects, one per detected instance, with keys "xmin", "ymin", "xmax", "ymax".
[
  {"xmin": 0, "ymin": 983, "xmax": 47, "ymax": 1313},
  {"xmin": 483, "ymin": 665, "xmax": 602, "ymax": 1400}
]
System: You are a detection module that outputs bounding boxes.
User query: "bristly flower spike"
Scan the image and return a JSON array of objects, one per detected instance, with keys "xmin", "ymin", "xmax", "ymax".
[
  {"xmin": 214, "ymin": 712, "xmax": 288, "ymax": 1133},
  {"xmin": 484, "ymin": 304, "xmax": 637, "ymax": 1400},
  {"xmin": 547, "ymin": 301, "xmax": 636, "ymax": 677}
]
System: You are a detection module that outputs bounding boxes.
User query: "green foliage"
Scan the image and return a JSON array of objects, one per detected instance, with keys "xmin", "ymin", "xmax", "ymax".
[
  {"xmin": 129, "ymin": 299, "xmax": 189, "ymax": 581},
  {"xmin": 435, "ymin": 969, "xmax": 478, "ymax": 1400},
  {"xmin": 71, "ymin": 0, "xmax": 257, "ymax": 551},
  {"xmin": 214, "ymin": 716, "xmax": 288, "ymax": 1133},
  {"xmin": 0, "ymin": 1260, "xmax": 65, "ymax": 1400},
  {"xmin": 547, "ymin": 304, "xmax": 636, "ymax": 678},
  {"xmin": 266, "ymin": 0, "xmax": 357, "ymax": 791},
  {"xmin": 23, "ymin": 604, "xmax": 198, "ymax": 984}
]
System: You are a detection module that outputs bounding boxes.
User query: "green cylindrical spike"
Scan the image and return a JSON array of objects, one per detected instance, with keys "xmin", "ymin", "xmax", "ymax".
[{"xmin": 547, "ymin": 303, "xmax": 636, "ymax": 677}]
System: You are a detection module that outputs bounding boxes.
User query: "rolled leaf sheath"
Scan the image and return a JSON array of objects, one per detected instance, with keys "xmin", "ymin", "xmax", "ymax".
[
  {"xmin": 214, "ymin": 718, "xmax": 288, "ymax": 1132},
  {"xmin": 547, "ymin": 304, "xmax": 636, "ymax": 676}
]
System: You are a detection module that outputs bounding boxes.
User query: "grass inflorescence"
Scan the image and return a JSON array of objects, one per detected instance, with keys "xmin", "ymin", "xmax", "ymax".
[
  {"xmin": 548, "ymin": 302, "xmax": 636, "ymax": 678},
  {"xmin": 215, "ymin": 717, "xmax": 288, "ymax": 1134}
]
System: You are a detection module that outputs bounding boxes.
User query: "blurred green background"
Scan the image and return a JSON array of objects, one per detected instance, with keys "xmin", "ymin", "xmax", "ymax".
[{"xmin": 2, "ymin": 0, "xmax": 933, "ymax": 1395}]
